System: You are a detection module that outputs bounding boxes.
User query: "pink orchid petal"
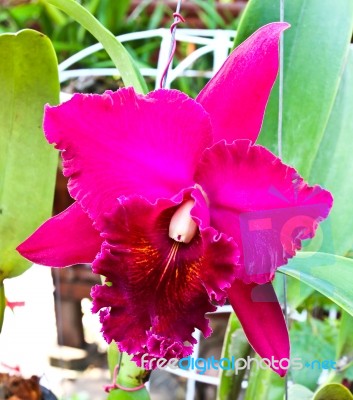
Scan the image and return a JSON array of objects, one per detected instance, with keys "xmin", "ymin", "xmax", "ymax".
[
  {"xmin": 44, "ymin": 88, "xmax": 212, "ymax": 221},
  {"xmin": 196, "ymin": 22, "xmax": 289, "ymax": 143},
  {"xmin": 228, "ymin": 280, "xmax": 289, "ymax": 377},
  {"xmin": 91, "ymin": 189, "xmax": 238, "ymax": 364},
  {"xmin": 195, "ymin": 140, "xmax": 333, "ymax": 284},
  {"xmin": 17, "ymin": 202, "xmax": 102, "ymax": 267},
  {"xmin": 199, "ymin": 227, "xmax": 239, "ymax": 304}
]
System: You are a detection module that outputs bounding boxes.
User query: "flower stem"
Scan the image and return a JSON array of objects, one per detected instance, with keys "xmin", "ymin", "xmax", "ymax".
[{"xmin": 107, "ymin": 342, "xmax": 151, "ymax": 399}]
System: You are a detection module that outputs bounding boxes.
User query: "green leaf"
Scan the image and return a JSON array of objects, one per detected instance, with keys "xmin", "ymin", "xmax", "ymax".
[
  {"xmin": 107, "ymin": 388, "xmax": 150, "ymax": 400},
  {"xmin": 324, "ymin": 311, "xmax": 353, "ymax": 385},
  {"xmin": 289, "ymin": 383, "xmax": 353, "ymax": 400},
  {"xmin": 42, "ymin": 2, "xmax": 67, "ymax": 27},
  {"xmin": 273, "ymin": 274, "xmax": 314, "ymax": 310},
  {"xmin": 313, "ymin": 383, "xmax": 353, "ymax": 400},
  {"xmin": 243, "ymin": 355, "xmax": 283, "ymax": 400},
  {"xmin": 309, "ymin": 47, "xmax": 353, "ymax": 256},
  {"xmin": 279, "ymin": 252, "xmax": 353, "ymax": 317},
  {"xmin": 288, "ymin": 384, "xmax": 313, "ymax": 400},
  {"xmin": 244, "ymin": 361, "xmax": 272, "ymax": 400},
  {"xmin": 290, "ymin": 319, "xmax": 337, "ymax": 390},
  {"xmin": 267, "ymin": 378, "xmax": 286, "ymax": 400},
  {"xmin": 0, "ymin": 29, "xmax": 59, "ymax": 280},
  {"xmin": 45, "ymin": 0, "xmax": 148, "ymax": 94},
  {"xmin": 217, "ymin": 313, "xmax": 251, "ymax": 400},
  {"xmin": 234, "ymin": 0, "xmax": 353, "ymax": 178},
  {"xmin": 337, "ymin": 311, "xmax": 353, "ymax": 363}
]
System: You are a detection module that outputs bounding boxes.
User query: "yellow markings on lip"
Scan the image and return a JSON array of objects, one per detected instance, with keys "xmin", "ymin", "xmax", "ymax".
[{"xmin": 156, "ymin": 241, "xmax": 180, "ymax": 290}]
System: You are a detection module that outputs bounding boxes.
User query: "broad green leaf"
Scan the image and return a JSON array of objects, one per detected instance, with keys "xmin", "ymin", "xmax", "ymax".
[
  {"xmin": 100, "ymin": 0, "xmax": 131, "ymax": 31},
  {"xmin": 324, "ymin": 311, "xmax": 353, "ymax": 385},
  {"xmin": 45, "ymin": 0, "xmax": 148, "ymax": 94},
  {"xmin": 285, "ymin": 278, "xmax": 314, "ymax": 310},
  {"xmin": 42, "ymin": 2, "xmax": 67, "ymax": 27},
  {"xmin": 344, "ymin": 366, "xmax": 353, "ymax": 382},
  {"xmin": 337, "ymin": 311, "xmax": 353, "ymax": 363},
  {"xmin": 243, "ymin": 355, "xmax": 283, "ymax": 400},
  {"xmin": 289, "ymin": 383, "xmax": 353, "ymax": 400},
  {"xmin": 273, "ymin": 274, "xmax": 314, "ymax": 310},
  {"xmin": 107, "ymin": 388, "xmax": 150, "ymax": 400},
  {"xmin": 244, "ymin": 360, "xmax": 272, "ymax": 400},
  {"xmin": 217, "ymin": 313, "xmax": 251, "ymax": 400},
  {"xmin": 234, "ymin": 0, "xmax": 353, "ymax": 178},
  {"xmin": 309, "ymin": 47, "xmax": 353, "ymax": 256},
  {"xmin": 290, "ymin": 319, "xmax": 336, "ymax": 390},
  {"xmin": 0, "ymin": 30, "xmax": 59, "ymax": 280},
  {"xmin": 288, "ymin": 384, "xmax": 313, "ymax": 400},
  {"xmin": 313, "ymin": 383, "xmax": 353, "ymax": 400},
  {"xmin": 279, "ymin": 252, "xmax": 353, "ymax": 317}
]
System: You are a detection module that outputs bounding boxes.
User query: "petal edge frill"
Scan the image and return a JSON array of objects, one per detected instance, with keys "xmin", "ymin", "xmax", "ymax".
[
  {"xmin": 44, "ymin": 88, "xmax": 212, "ymax": 222},
  {"xmin": 195, "ymin": 140, "xmax": 333, "ymax": 284}
]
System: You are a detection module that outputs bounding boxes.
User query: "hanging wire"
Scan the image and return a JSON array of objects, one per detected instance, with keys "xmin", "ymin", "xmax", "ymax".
[
  {"xmin": 278, "ymin": 0, "xmax": 289, "ymax": 399},
  {"xmin": 159, "ymin": 0, "xmax": 184, "ymax": 88},
  {"xmin": 278, "ymin": 0, "xmax": 284, "ymax": 160}
]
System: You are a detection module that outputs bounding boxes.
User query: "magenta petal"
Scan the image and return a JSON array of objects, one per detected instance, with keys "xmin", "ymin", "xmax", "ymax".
[
  {"xmin": 44, "ymin": 88, "xmax": 212, "ymax": 221},
  {"xmin": 195, "ymin": 140, "xmax": 333, "ymax": 284},
  {"xmin": 17, "ymin": 202, "xmax": 102, "ymax": 267},
  {"xmin": 198, "ymin": 227, "xmax": 239, "ymax": 304},
  {"xmin": 196, "ymin": 23, "xmax": 289, "ymax": 143},
  {"xmin": 228, "ymin": 280, "xmax": 289, "ymax": 377},
  {"xmin": 91, "ymin": 189, "xmax": 238, "ymax": 364}
]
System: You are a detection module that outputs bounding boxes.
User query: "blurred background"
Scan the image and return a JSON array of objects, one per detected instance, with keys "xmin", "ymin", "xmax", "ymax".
[{"xmin": 0, "ymin": 0, "xmax": 247, "ymax": 96}]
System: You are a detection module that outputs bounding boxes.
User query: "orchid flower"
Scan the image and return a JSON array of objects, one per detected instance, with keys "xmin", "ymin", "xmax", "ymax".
[{"xmin": 17, "ymin": 23, "xmax": 333, "ymax": 377}]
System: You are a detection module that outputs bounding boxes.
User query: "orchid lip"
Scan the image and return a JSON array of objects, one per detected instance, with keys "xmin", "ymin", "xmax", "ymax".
[
  {"xmin": 169, "ymin": 199, "xmax": 198, "ymax": 243},
  {"xmin": 156, "ymin": 241, "xmax": 180, "ymax": 290}
]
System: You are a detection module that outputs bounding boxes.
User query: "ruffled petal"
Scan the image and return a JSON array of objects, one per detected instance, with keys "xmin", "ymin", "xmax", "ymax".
[
  {"xmin": 198, "ymin": 227, "xmax": 239, "ymax": 304},
  {"xmin": 195, "ymin": 140, "xmax": 333, "ymax": 284},
  {"xmin": 17, "ymin": 202, "xmax": 102, "ymax": 267},
  {"xmin": 44, "ymin": 88, "xmax": 212, "ymax": 221},
  {"xmin": 196, "ymin": 22, "xmax": 289, "ymax": 144},
  {"xmin": 227, "ymin": 280, "xmax": 290, "ymax": 377},
  {"xmin": 91, "ymin": 189, "xmax": 238, "ymax": 365}
]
